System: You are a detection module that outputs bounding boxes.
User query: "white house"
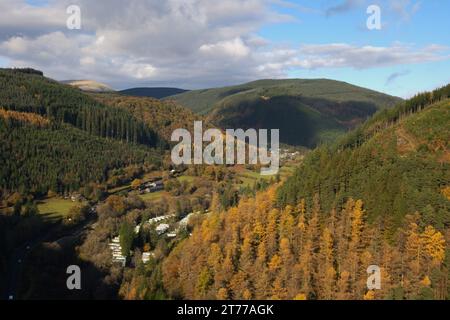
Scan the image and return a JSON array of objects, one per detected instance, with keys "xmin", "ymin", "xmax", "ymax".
[
  {"xmin": 109, "ymin": 236, "xmax": 126, "ymax": 267},
  {"xmin": 142, "ymin": 252, "xmax": 155, "ymax": 264},
  {"xmin": 156, "ymin": 223, "xmax": 170, "ymax": 235},
  {"xmin": 147, "ymin": 214, "xmax": 174, "ymax": 225}
]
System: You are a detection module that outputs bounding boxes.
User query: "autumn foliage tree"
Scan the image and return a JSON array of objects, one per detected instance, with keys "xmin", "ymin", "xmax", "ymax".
[{"xmin": 163, "ymin": 187, "xmax": 448, "ymax": 300}]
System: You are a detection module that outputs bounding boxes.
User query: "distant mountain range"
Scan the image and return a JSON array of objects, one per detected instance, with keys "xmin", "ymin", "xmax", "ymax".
[
  {"xmin": 60, "ymin": 76, "xmax": 404, "ymax": 147},
  {"xmin": 62, "ymin": 80, "xmax": 189, "ymax": 99},
  {"xmin": 119, "ymin": 87, "xmax": 188, "ymax": 99},
  {"xmin": 166, "ymin": 79, "xmax": 402, "ymax": 147},
  {"xmin": 62, "ymin": 80, "xmax": 115, "ymax": 93}
]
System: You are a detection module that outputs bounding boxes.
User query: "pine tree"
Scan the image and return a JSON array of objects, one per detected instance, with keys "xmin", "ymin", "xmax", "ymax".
[
  {"xmin": 404, "ymin": 220, "xmax": 422, "ymax": 298},
  {"xmin": 421, "ymin": 226, "xmax": 445, "ymax": 266},
  {"xmin": 317, "ymin": 227, "xmax": 336, "ymax": 299},
  {"xmin": 348, "ymin": 199, "xmax": 366, "ymax": 297}
]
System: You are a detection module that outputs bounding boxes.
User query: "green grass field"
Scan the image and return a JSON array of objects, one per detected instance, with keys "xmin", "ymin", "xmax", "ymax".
[
  {"xmin": 177, "ymin": 175, "xmax": 196, "ymax": 183},
  {"xmin": 37, "ymin": 198, "xmax": 81, "ymax": 219},
  {"xmin": 138, "ymin": 190, "xmax": 167, "ymax": 202},
  {"xmin": 241, "ymin": 170, "xmax": 273, "ymax": 180},
  {"xmin": 234, "ymin": 160, "xmax": 302, "ymax": 187},
  {"xmin": 234, "ymin": 169, "xmax": 274, "ymax": 188}
]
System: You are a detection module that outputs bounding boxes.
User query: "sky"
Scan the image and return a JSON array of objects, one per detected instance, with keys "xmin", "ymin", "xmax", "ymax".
[{"xmin": 0, "ymin": 0, "xmax": 449, "ymax": 97}]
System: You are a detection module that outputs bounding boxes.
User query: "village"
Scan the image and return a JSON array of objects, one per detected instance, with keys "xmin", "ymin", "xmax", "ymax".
[
  {"xmin": 36, "ymin": 152, "xmax": 302, "ymax": 270},
  {"xmin": 89, "ymin": 155, "xmax": 301, "ymax": 268},
  {"xmin": 109, "ymin": 210, "xmax": 206, "ymax": 266}
]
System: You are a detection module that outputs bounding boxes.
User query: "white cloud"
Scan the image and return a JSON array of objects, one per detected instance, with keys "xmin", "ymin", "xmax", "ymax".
[
  {"xmin": 293, "ymin": 43, "xmax": 448, "ymax": 69},
  {"xmin": 0, "ymin": 0, "xmax": 66, "ymax": 40},
  {"xmin": 200, "ymin": 38, "xmax": 250, "ymax": 58},
  {"xmin": 119, "ymin": 62, "xmax": 157, "ymax": 79},
  {"xmin": 80, "ymin": 56, "xmax": 95, "ymax": 66},
  {"xmin": 0, "ymin": 0, "xmax": 297, "ymax": 88},
  {"xmin": 0, "ymin": 0, "xmax": 446, "ymax": 89},
  {"xmin": 0, "ymin": 32, "xmax": 83, "ymax": 65}
]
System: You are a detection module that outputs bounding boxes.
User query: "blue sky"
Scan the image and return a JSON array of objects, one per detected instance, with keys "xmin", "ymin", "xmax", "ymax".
[
  {"xmin": 1, "ymin": 0, "xmax": 449, "ymax": 97},
  {"xmin": 258, "ymin": 0, "xmax": 450, "ymax": 97}
]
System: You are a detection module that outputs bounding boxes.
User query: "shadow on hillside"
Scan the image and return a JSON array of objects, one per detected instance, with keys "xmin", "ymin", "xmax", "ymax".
[
  {"xmin": 0, "ymin": 212, "xmax": 117, "ymax": 300},
  {"xmin": 211, "ymin": 95, "xmax": 381, "ymax": 147},
  {"xmin": 18, "ymin": 237, "xmax": 119, "ymax": 300}
]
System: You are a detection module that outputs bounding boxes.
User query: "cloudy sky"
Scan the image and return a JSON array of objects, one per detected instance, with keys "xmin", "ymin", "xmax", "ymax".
[{"xmin": 0, "ymin": 0, "xmax": 449, "ymax": 97}]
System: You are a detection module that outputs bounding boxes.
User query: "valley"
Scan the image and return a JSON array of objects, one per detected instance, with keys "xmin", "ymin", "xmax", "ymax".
[
  {"xmin": 2, "ymin": 0, "xmax": 450, "ymax": 310},
  {"xmin": 0, "ymin": 68, "xmax": 448, "ymax": 301}
]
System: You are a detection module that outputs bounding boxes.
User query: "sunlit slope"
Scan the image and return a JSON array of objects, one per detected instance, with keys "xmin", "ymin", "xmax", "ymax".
[{"xmin": 278, "ymin": 85, "xmax": 450, "ymax": 230}]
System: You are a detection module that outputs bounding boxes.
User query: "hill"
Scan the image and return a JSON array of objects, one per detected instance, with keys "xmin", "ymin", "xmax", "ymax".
[
  {"xmin": 92, "ymin": 93, "xmax": 200, "ymax": 142},
  {"xmin": 62, "ymin": 80, "xmax": 115, "ymax": 93},
  {"xmin": 162, "ymin": 85, "xmax": 450, "ymax": 301},
  {"xmin": 277, "ymin": 84, "xmax": 450, "ymax": 230},
  {"xmin": 166, "ymin": 79, "xmax": 402, "ymax": 147},
  {"xmin": 0, "ymin": 113, "xmax": 159, "ymax": 195},
  {"xmin": 0, "ymin": 69, "xmax": 163, "ymax": 196},
  {"xmin": 120, "ymin": 87, "xmax": 188, "ymax": 99},
  {"xmin": 0, "ymin": 69, "xmax": 162, "ymax": 147}
]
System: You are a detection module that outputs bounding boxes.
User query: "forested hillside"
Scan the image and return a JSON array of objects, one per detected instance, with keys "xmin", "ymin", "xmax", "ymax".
[
  {"xmin": 162, "ymin": 85, "xmax": 450, "ymax": 300},
  {"xmin": 167, "ymin": 79, "xmax": 402, "ymax": 147},
  {"xmin": 92, "ymin": 93, "xmax": 200, "ymax": 142},
  {"xmin": 120, "ymin": 87, "xmax": 188, "ymax": 99},
  {"xmin": 0, "ymin": 69, "xmax": 162, "ymax": 147},
  {"xmin": 163, "ymin": 187, "xmax": 448, "ymax": 300},
  {"xmin": 0, "ymin": 114, "xmax": 159, "ymax": 195},
  {"xmin": 168, "ymin": 79, "xmax": 400, "ymax": 114},
  {"xmin": 277, "ymin": 85, "xmax": 450, "ymax": 232},
  {"xmin": 0, "ymin": 69, "xmax": 163, "ymax": 196}
]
